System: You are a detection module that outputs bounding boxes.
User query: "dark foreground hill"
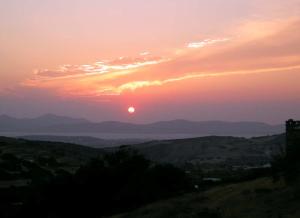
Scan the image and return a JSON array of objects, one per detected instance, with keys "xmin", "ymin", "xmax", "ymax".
[
  {"xmin": 111, "ymin": 177, "xmax": 300, "ymax": 218},
  {"xmin": 0, "ymin": 140, "xmax": 188, "ymax": 218}
]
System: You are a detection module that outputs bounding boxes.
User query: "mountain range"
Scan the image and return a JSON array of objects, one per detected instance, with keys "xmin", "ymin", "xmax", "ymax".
[{"xmin": 0, "ymin": 114, "xmax": 284, "ymax": 136}]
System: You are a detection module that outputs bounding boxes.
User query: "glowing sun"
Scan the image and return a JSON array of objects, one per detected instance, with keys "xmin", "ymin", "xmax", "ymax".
[{"xmin": 128, "ymin": 106, "xmax": 135, "ymax": 114}]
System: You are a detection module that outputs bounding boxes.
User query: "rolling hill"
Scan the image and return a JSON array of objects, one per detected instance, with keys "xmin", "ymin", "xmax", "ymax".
[
  {"xmin": 132, "ymin": 134, "xmax": 285, "ymax": 167},
  {"xmin": 0, "ymin": 136, "xmax": 104, "ymax": 170},
  {"xmin": 18, "ymin": 135, "xmax": 148, "ymax": 148}
]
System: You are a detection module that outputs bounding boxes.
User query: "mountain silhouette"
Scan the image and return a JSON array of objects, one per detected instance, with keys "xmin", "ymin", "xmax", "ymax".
[{"xmin": 0, "ymin": 114, "xmax": 284, "ymax": 135}]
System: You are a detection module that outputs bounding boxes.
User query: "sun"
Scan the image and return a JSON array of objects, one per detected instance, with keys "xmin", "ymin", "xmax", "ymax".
[{"xmin": 128, "ymin": 106, "xmax": 135, "ymax": 114}]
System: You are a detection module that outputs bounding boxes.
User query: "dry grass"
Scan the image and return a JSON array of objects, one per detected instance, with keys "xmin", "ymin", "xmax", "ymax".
[{"xmin": 111, "ymin": 177, "xmax": 300, "ymax": 218}]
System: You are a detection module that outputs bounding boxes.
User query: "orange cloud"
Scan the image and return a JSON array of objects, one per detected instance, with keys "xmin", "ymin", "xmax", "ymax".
[
  {"xmin": 30, "ymin": 55, "xmax": 166, "ymax": 81},
  {"xmin": 98, "ymin": 64, "xmax": 300, "ymax": 95},
  {"xmin": 187, "ymin": 38, "xmax": 231, "ymax": 48},
  {"xmin": 21, "ymin": 18, "xmax": 300, "ymax": 101}
]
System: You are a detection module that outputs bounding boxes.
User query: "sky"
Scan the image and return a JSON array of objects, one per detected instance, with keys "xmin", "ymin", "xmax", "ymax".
[{"xmin": 0, "ymin": 0, "xmax": 300, "ymax": 124}]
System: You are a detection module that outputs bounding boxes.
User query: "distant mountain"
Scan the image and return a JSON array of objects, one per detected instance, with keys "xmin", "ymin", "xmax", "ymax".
[
  {"xmin": 0, "ymin": 114, "xmax": 284, "ymax": 136},
  {"xmin": 0, "ymin": 114, "xmax": 89, "ymax": 131}
]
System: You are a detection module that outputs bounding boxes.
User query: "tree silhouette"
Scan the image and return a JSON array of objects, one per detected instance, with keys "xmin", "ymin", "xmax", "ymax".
[{"xmin": 19, "ymin": 147, "xmax": 189, "ymax": 218}]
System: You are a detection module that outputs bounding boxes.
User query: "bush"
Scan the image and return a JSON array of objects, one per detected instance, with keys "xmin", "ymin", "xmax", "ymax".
[{"xmin": 19, "ymin": 148, "xmax": 189, "ymax": 218}]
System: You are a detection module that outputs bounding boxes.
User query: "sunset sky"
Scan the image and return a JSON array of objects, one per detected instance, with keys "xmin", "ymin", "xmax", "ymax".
[{"xmin": 1, "ymin": 0, "xmax": 300, "ymax": 124}]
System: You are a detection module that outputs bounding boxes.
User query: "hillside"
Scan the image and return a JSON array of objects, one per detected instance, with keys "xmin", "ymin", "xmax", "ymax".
[
  {"xmin": 111, "ymin": 177, "xmax": 300, "ymax": 218},
  {"xmin": 0, "ymin": 134, "xmax": 285, "ymax": 172},
  {"xmin": 0, "ymin": 136, "xmax": 103, "ymax": 171},
  {"xmin": 0, "ymin": 134, "xmax": 286, "ymax": 186},
  {"xmin": 133, "ymin": 135, "xmax": 285, "ymax": 167},
  {"xmin": 0, "ymin": 135, "xmax": 297, "ymax": 218},
  {"xmin": 19, "ymin": 135, "xmax": 148, "ymax": 148},
  {"xmin": 0, "ymin": 139, "xmax": 189, "ymax": 218}
]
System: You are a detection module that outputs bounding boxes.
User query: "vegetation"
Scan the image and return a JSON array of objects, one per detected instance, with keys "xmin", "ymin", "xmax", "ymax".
[
  {"xmin": 111, "ymin": 177, "xmax": 300, "ymax": 218},
  {"xmin": 0, "ymin": 133, "xmax": 299, "ymax": 218},
  {"xmin": 0, "ymin": 144, "xmax": 189, "ymax": 218},
  {"xmin": 0, "ymin": 136, "xmax": 104, "ymax": 172}
]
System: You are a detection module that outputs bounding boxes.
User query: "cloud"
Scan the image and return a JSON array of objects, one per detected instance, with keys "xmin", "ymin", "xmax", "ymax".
[
  {"xmin": 187, "ymin": 38, "xmax": 230, "ymax": 48},
  {"xmin": 96, "ymin": 64, "xmax": 300, "ymax": 95},
  {"xmin": 31, "ymin": 55, "xmax": 165, "ymax": 80},
  {"xmin": 140, "ymin": 51, "xmax": 150, "ymax": 56},
  {"xmin": 20, "ymin": 18, "xmax": 300, "ymax": 100}
]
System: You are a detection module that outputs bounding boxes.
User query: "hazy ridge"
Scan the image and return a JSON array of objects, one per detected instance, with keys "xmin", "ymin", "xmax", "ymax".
[{"xmin": 0, "ymin": 114, "xmax": 284, "ymax": 136}]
